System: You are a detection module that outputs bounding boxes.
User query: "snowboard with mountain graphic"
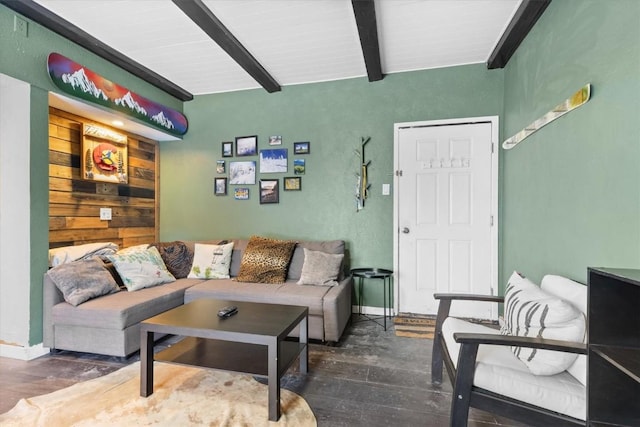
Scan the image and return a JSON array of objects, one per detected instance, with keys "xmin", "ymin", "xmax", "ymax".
[{"xmin": 48, "ymin": 52, "xmax": 188, "ymax": 137}]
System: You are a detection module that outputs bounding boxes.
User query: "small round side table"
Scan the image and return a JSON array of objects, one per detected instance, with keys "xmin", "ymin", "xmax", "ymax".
[{"xmin": 351, "ymin": 268, "xmax": 393, "ymax": 330}]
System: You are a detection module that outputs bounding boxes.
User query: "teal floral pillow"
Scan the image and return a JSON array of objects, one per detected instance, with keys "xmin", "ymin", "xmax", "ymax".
[{"xmin": 107, "ymin": 246, "xmax": 176, "ymax": 291}]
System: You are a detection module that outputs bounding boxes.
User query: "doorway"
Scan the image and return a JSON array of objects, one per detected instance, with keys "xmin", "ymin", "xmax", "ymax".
[{"xmin": 393, "ymin": 117, "xmax": 499, "ymax": 319}]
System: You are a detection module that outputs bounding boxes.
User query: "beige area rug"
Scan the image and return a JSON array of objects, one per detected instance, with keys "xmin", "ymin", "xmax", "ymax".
[
  {"xmin": 394, "ymin": 313, "xmax": 436, "ymax": 339},
  {"xmin": 0, "ymin": 362, "xmax": 316, "ymax": 427}
]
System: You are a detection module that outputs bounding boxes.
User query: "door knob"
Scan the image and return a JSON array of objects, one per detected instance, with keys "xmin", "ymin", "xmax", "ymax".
[{"xmin": 402, "ymin": 227, "xmax": 410, "ymax": 234}]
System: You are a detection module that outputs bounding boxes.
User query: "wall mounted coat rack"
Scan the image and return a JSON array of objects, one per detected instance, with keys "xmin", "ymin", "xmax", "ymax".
[
  {"xmin": 503, "ymin": 83, "xmax": 591, "ymax": 150},
  {"xmin": 355, "ymin": 136, "xmax": 371, "ymax": 211}
]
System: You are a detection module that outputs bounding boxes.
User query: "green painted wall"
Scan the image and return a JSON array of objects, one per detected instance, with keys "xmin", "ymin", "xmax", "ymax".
[
  {"xmin": 5, "ymin": 0, "xmax": 636, "ymax": 343},
  {"xmin": 0, "ymin": 4, "xmax": 184, "ymax": 345},
  {"xmin": 160, "ymin": 65, "xmax": 504, "ymax": 306},
  {"xmin": 29, "ymin": 86, "xmax": 49, "ymax": 344},
  {"xmin": 501, "ymin": 0, "xmax": 640, "ymax": 285}
]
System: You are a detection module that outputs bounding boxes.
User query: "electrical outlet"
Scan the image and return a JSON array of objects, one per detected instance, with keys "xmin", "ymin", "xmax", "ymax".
[
  {"xmin": 99, "ymin": 208, "xmax": 112, "ymax": 221},
  {"xmin": 13, "ymin": 16, "xmax": 28, "ymax": 37}
]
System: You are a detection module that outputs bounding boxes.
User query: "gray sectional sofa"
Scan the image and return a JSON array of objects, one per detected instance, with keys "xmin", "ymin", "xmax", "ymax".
[{"xmin": 43, "ymin": 238, "xmax": 352, "ymax": 357}]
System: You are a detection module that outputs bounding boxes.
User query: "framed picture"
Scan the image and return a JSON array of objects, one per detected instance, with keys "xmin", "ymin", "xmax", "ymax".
[
  {"xmin": 81, "ymin": 124, "xmax": 128, "ymax": 183},
  {"xmin": 214, "ymin": 177, "xmax": 227, "ymax": 195},
  {"xmin": 229, "ymin": 161, "xmax": 256, "ymax": 184},
  {"xmin": 216, "ymin": 160, "xmax": 225, "ymax": 174},
  {"xmin": 235, "ymin": 135, "xmax": 258, "ymax": 156},
  {"xmin": 259, "ymin": 148, "xmax": 288, "ymax": 173},
  {"xmin": 260, "ymin": 179, "xmax": 279, "ymax": 204},
  {"xmin": 284, "ymin": 176, "xmax": 301, "ymax": 191},
  {"xmin": 269, "ymin": 135, "xmax": 282, "ymax": 146},
  {"xmin": 222, "ymin": 141, "xmax": 233, "ymax": 157},
  {"xmin": 294, "ymin": 158, "xmax": 305, "ymax": 175},
  {"xmin": 234, "ymin": 187, "xmax": 249, "ymax": 200},
  {"xmin": 293, "ymin": 141, "xmax": 310, "ymax": 154}
]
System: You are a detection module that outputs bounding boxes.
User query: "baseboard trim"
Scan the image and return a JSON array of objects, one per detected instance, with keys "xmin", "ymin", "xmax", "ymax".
[
  {"xmin": 0, "ymin": 342, "xmax": 49, "ymax": 360},
  {"xmin": 351, "ymin": 305, "xmax": 395, "ymax": 316}
]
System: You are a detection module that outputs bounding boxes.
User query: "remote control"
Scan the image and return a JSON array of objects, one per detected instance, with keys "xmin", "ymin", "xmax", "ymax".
[{"xmin": 217, "ymin": 305, "xmax": 238, "ymax": 318}]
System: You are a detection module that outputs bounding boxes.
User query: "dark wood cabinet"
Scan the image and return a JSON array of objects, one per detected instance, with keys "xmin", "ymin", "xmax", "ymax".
[{"xmin": 587, "ymin": 268, "xmax": 640, "ymax": 426}]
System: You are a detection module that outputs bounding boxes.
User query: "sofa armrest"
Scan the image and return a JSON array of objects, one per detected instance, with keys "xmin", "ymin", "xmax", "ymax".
[
  {"xmin": 434, "ymin": 293, "xmax": 503, "ymax": 333},
  {"xmin": 434, "ymin": 293, "xmax": 504, "ymax": 303},
  {"xmin": 432, "ymin": 293, "xmax": 503, "ymax": 384},
  {"xmin": 322, "ymin": 276, "xmax": 352, "ymax": 342},
  {"xmin": 454, "ymin": 332, "xmax": 587, "ymax": 355},
  {"xmin": 43, "ymin": 273, "xmax": 65, "ymax": 348},
  {"xmin": 450, "ymin": 332, "xmax": 587, "ymax": 424}
]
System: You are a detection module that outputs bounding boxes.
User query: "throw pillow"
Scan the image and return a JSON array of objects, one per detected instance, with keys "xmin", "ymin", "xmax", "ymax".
[
  {"xmin": 297, "ymin": 248, "xmax": 344, "ymax": 286},
  {"xmin": 149, "ymin": 241, "xmax": 194, "ymax": 279},
  {"xmin": 188, "ymin": 242, "xmax": 235, "ymax": 279},
  {"xmin": 501, "ymin": 271, "xmax": 586, "ymax": 375},
  {"xmin": 47, "ymin": 257, "xmax": 120, "ymax": 306},
  {"xmin": 235, "ymin": 236, "xmax": 296, "ymax": 284},
  {"xmin": 106, "ymin": 246, "xmax": 176, "ymax": 291}
]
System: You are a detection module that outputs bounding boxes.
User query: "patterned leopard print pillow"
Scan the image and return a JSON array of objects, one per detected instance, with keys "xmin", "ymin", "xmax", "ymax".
[{"xmin": 235, "ymin": 236, "xmax": 297, "ymax": 283}]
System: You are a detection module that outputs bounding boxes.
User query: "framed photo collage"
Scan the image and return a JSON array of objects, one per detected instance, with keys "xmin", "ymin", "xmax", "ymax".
[{"xmin": 215, "ymin": 135, "xmax": 308, "ymax": 203}]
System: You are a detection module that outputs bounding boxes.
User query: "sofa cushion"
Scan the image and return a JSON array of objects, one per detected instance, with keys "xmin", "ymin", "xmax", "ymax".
[
  {"xmin": 443, "ymin": 317, "xmax": 586, "ymax": 420},
  {"xmin": 51, "ymin": 278, "xmax": 203, "ymax": 330},
  {"xmin": 184, "ymin": 279, "xmax": 329, "ymax": 316},
  {"xmin": 107, "ymin": 246, "xmax": 176, "ymax": 291},
  {"xmin": 47, "ymin": 257, "xmax": 120, "ymax": 306},
  {"xmin": 288, "ymin": 240, "xmax": 345, "ymax": 280},
  {"xmin": 235, "ymin": 236, "xmax": 296, "ymax": 284},
  {"xmin": 149, "ymin": 241, "xmax": 193, "ymax": 279},
  {"xmin": 297, "ymin": 248, "xmax": 344, "ymax": 286},
  {"xmin": 188, "ymin": 242, "xmax": 234, "ymax": 279},
  {"xmin": 502, "ymin": 271, "xmax": 585, "ymax": 375}
]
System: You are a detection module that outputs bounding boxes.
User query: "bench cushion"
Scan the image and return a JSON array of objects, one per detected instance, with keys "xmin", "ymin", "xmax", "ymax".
[{"xmin": 443, "ymin": 317, "xmax": 586, "ymax": 420}]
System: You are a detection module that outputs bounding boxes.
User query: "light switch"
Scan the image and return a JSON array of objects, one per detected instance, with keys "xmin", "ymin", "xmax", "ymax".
[
  {"xmin": 100, "ymin": 207, "xmax": 112, "ymax": 220},
  {"xmin": 382, "ymin": 183, "xmax": 390, "ymax": 195}
]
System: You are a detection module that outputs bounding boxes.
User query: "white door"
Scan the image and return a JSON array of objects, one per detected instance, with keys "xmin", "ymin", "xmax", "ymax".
[{"xmin": 395, "ymin": 119, "xmax": 498, "ymax": 319}]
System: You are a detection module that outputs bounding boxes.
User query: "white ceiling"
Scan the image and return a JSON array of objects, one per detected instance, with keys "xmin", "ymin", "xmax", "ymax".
[{"xmin": 34, "ymin": 0, "xmax": 522, "ymax": 96}]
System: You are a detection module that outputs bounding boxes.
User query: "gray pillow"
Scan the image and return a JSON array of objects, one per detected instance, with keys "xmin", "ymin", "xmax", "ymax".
[
  {"xmin": 47, "ymin": 257, "xmax": 120, "ymax": 306},
  {"xmin": 297, "ymin": 248, "xmax": 344, "ymax": 286}
]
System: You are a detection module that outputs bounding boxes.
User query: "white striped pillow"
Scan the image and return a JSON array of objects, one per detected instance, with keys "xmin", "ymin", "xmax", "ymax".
[{"xmin": 502, "ymin": 271, "xmax": 586, "ymax": 375}]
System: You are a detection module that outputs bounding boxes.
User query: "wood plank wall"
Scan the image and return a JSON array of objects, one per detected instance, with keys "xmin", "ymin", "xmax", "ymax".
[{"xmin": 49, "ymin": 107, "xmax": 159, "ymax": 249}]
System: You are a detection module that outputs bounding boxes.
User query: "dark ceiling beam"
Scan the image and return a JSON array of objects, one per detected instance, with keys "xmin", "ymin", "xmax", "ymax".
[
  {"xmin": 487, "ymin": 0, "xmax": 552, "ymax": 69},
  {"xmin": 0, "ymin": 0, "xmax": 193, "ymax": 101},
  {"xmin": 351, "ymin": 0, "xmax": 383, "ymax": 82},
  {"xmin": 172, "ymin": 0, "xmax": 280, "ymax": 93}
]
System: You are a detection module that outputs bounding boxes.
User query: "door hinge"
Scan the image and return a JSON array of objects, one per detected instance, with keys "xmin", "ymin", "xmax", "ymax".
[
  {"xmin": 395, "ymin": 170, "xmax": 403, "ymax": 177},
  {"xmin": 491, "ymin": 143, "xmax": 495, "ymax": 153},
  {"xmin": 490, "ymin": 215, "xmax": 494, "ymax": 226}
]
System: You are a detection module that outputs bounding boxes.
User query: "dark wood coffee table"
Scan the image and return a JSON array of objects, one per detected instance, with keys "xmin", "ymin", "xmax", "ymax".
[{"xmin": 140, "ymin": 299, "xmax": 308, "ymax": 421}]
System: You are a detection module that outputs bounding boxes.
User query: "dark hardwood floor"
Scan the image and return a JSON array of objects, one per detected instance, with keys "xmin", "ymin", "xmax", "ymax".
[{"xmin": 0, "ymin": 317, "xmax": 526, "ymax": 426}]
